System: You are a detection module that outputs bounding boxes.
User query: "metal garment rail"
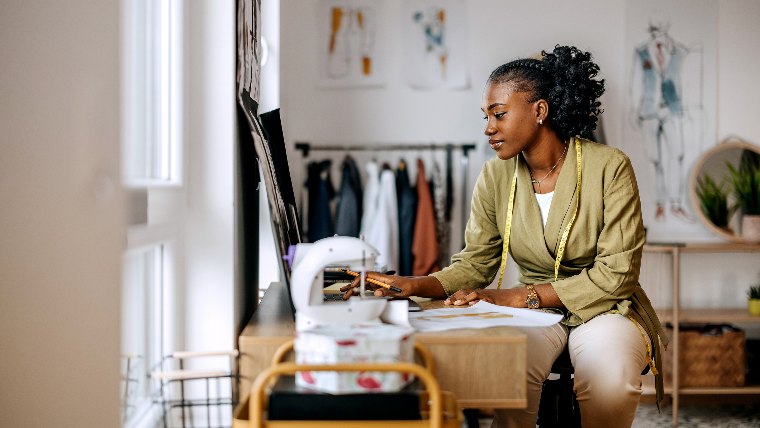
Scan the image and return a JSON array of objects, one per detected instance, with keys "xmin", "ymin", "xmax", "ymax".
[{"xmin": 294, "ymin": 142, "xmax": 477, "ymax": 250}]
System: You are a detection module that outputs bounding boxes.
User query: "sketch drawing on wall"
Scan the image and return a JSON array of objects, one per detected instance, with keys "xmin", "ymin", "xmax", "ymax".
[
  {"xmin": 412, "ymin": 7, "xmax": 447, "ymax": 80},
  {"xmin": 404, "ymin": 0, "xmax": 468, "ymax": 90},
  {"xmin": 326, "ymin": 5, "xmax": 374, "ymax": 78},
  {"xmin": 317, "ymin": 0, "xmax": 385, "ymax": 88},
  {"xmin": 623, "ymin": 0, "xmax": 717, "ymax": 242},
  {"xmin": 237, "ymin": 0, "xmax": 261, "ymax": 102},
  {"xmin": 630, "ymin": 18, "xmax": 703, "ymax": 222}
]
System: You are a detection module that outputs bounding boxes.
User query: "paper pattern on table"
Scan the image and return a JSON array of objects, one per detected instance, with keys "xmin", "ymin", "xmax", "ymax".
[{"xmin": 409, "ymin": 301, "xmax": 563, "ymax": 332}]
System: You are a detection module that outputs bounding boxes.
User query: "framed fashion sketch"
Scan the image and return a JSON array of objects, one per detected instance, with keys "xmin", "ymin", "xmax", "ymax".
[
  {"xmin": 402, "ymin": 0, "xmax": 469, "ymax": 90},
  {"xmin": 237, "ymin": 0, "xmax": 261, "ymax": 103},
  {"xmin": 622, "ymin": 0, "xmax": 718, "ymax": 242},
  {"xmin": 316, "ymin": 0, "xmax": 388, "ymax": 88}
]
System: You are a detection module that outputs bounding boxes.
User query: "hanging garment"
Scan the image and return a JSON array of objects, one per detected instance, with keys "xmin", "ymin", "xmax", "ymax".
[
  {"xmin": 334, "ymin": 156, "xmax": 363, "ymax": 237},
  {"xmin": 361, "ymin": 163, "xmax": 399, "ymax": 272},
  {"xmin": 431, "ymin": 161, "xmax": 450, "ymax": 268},
  {"xmin": 360, "ymin": 161, "xmax": 380, "ymax": 237},
  {"xmin": 306, "ymin": 160, "xmax": 335, "ymax": 242},
  {"xmin": 412, "ymin": 159, "xmax": 439, "ymax": 275},
  {"xmin": 445, "ymin": 145, "xmax": 454, "ymax": 222},
  {"xmin": 396, "ymin": 159, "xmax": 417, "ymax": 276}
]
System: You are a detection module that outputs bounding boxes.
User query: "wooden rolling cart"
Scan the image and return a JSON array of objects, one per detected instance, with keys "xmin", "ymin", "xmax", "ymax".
[{"xmin": 234, "ymin": 339, "xmax": 462, "ymax": 427}]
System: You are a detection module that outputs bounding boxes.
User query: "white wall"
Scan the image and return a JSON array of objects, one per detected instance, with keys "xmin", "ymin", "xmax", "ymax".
[
  {"xmin": 717, "ymin": 0, "xmax": 760, "ymax": 139},
  {"xmin": 184, "ymin": 1, "xmax": 236, "ymax": 354},
  {"xmin": 260, "ymin": 0, "xmax": 281, "ymax": 114},
  {"xmin": 0, "ymin": 1, "xmax": 123, "ymax": 426},
  {"xmin": 280, "ymin": 0, "xmax": 760, "ymax": 308},
  {"xmin": 258, "ymin": 0, "xmax": 284, "ymax": 293}
]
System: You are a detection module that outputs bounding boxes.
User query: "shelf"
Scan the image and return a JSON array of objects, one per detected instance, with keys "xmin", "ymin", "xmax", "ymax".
[
  {"xmin": 640, "ymin": 242, "xmax": 760, "ymax": 423},
  {"xmin": 642, "ymin": 377, "xmax": 760, "ymax": 396},
  {"xmin": 679, "ymin": 386, "xmax": 760, "ymax": 395},
  {"xmin": 643, "ymin": 385, "xmax": 760, "ymax": 396},
  {"xmin": 655, "ymin": 308, "xmax": 760, "ymax": 324},
  {"xmin": 644, "ymin": 242, "xmax": 760, "ymax": 253}
]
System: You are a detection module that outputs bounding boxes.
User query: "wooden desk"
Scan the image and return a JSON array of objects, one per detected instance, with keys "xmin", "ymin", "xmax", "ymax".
[{"xmin": 238, "ymin": 283, "xmax": 527, "ymax": 409}]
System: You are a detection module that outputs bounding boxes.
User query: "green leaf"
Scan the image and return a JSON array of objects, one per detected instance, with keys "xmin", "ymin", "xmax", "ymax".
[
  {"xmin": 727, "ymin": 160, "xmax": 760, "ymax": 215},
  {"xmin": 696, "ymin": 173, "xmax": 732, "ymax": 227}
]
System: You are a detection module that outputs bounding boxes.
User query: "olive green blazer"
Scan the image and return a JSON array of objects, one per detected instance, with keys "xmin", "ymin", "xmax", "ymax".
[{"xmin": 431, "ymin": 137, "xmax": 668, "ymax": 402}]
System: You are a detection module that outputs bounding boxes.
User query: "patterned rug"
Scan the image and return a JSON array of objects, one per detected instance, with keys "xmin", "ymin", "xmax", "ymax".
[
  {"xmin": 633, "ymin": 403, "xmax": 760, "ymax": 428},
  {"xmin": 475, "ymin": 404, "xmax": 760, "ymax": 427}
]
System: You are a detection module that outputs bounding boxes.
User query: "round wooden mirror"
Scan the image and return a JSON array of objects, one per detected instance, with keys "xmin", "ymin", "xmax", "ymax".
[{"xmin": 688, "ymin": 137, "xmax": 760, "ymax": 242}]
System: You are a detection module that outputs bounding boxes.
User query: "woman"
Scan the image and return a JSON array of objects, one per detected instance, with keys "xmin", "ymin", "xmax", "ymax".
[{"xmin": 341, "ymin": 45, "xmax": 667, "ymax": 428}]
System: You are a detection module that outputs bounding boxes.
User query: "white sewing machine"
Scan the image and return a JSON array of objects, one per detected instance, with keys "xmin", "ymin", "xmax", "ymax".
[{"xmin": 289, "ymin": 236, "xmax": 389, "ymax": 331}]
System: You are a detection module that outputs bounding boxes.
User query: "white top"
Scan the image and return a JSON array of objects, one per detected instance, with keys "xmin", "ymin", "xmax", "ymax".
[
  {"xmin": 535, "ymin": 191, "xmax": 554, "ymax": 227},
  {"xmin": 360, "ymin": 161, "xmax": 380, "ymax": 234},
  {"xmin": 360, "ymin": 163, "xmax": 399, "ymax": 272}
]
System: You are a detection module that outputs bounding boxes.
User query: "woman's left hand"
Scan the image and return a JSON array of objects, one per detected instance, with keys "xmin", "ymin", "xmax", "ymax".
[{"xmin": 444, "ymin": 288, "xmax": 525, "ymax": 307}]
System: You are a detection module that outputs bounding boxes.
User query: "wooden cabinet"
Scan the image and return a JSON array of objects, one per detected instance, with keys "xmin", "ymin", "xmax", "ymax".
[{"xmin": 642, "ymin": 243, "xmax": 760, "ymax": 426}]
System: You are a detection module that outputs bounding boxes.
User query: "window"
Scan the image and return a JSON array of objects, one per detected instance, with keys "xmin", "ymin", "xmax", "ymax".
[
  {"xmin": 121, "ymin": 0, "xmax": 183, "ymax": 426},
  {"xmin": 121, "ymin": 245, "xmax": 165, "ymax": 424},
  {"xmin": 123, "ymin": 0, "xmax": 182, "ymax": 185}
]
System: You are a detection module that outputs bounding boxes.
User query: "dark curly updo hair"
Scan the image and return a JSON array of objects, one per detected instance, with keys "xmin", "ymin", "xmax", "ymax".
[{"xmin": 487, "ymin": 45, "xmax": 605, "ymax": 141}]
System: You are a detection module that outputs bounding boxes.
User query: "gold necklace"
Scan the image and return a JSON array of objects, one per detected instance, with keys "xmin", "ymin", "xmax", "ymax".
[{"xmin": 528, "ymin": 143, "xmax": 568, "ymax": 193}]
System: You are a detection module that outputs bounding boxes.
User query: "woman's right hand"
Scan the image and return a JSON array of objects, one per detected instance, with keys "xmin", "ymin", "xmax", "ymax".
[{"xmin": 338, "ymin": 272, "xmax": 415, "ymax": 300}]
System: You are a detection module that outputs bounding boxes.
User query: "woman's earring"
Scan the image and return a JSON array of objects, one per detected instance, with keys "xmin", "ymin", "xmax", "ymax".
[{"xmin": 538, "ymin": 119, "xmax": 543, "ymax": 125}]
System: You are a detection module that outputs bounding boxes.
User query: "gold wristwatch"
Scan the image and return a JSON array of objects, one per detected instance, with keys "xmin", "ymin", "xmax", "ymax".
[{"xmin": 525, "ymin": 285, "xmax": 540, "ymax": 309}]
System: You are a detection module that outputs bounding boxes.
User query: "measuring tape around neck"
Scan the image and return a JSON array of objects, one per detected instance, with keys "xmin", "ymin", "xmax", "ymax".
[{"xmin": 497, "ymin": 137, "xmax": 582, "ymax": 288}]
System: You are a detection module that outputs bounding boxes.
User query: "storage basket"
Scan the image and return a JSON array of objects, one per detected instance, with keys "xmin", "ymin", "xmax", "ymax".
[{"xmin": 663, "ymin": 324, "xmax": 745, "ymax": 387}]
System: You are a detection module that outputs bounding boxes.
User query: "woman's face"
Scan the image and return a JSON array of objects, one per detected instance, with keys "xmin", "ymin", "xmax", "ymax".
[{"xmin": 481, "ymin": 81, "xmax": 542, "ymax": 160}]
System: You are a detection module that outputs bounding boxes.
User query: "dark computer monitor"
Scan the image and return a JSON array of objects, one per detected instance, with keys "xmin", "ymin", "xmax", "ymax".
[
  {"xmin": 239, "ymin": 105, "xmax": 300, "ymax": 319},
  {"xmin": 258, "ymin": 108, "xmax": 301, "ymax": 288},
  {"xmin": 259, "ymin": 109, "xmax": 299, "ymax": 231}
]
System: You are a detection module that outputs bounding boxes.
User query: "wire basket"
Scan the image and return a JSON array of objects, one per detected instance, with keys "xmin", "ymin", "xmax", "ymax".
[{"xmin": 151, "ymin": 350, "xmax": 239, "ymax": 428}]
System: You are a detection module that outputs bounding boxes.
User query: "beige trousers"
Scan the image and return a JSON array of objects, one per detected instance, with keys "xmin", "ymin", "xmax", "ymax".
[{"xmin": 492, "ymin": 314, "xmax": 650, "ymax": 428}]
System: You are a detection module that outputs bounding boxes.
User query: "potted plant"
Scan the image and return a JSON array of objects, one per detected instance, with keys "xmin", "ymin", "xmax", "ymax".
[
  {"xmin": 695, "ymin": 173, "xmax": 734, "ymax": 233},
  {"xmin": 727, "ymin": 153, "xmax": 760, "ymax": 241},
  {"xmin": 748, "ymin": 284, "xmax": 760, "ymax": 316}
]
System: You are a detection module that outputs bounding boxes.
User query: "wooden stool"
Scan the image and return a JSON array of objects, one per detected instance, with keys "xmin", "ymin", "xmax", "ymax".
[{"xmin": 537, "ymin": 346, "xmax": 650, "ymax": 427}]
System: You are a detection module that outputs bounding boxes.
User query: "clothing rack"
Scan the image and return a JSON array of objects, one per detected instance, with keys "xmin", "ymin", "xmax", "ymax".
[
  {"xmin": 294, "ymin": 142, "xmax": 476, "ymax": 158},
  {"xmin": 295, "ymin": 142, "xmax": 476, "ymax": 250}
]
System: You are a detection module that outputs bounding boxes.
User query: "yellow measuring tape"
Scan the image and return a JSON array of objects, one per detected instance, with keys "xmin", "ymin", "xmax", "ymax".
[
  {"xmin": 630, "ymin": 317, "xmax": 659, "ymax": 375},
  {"xmin": 493, "ymin": 138, "xmax": 657, "ymax": 374},
  {"xmin": 497, "ymin": 137, "xmax": 582, "ymax": 288}
]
